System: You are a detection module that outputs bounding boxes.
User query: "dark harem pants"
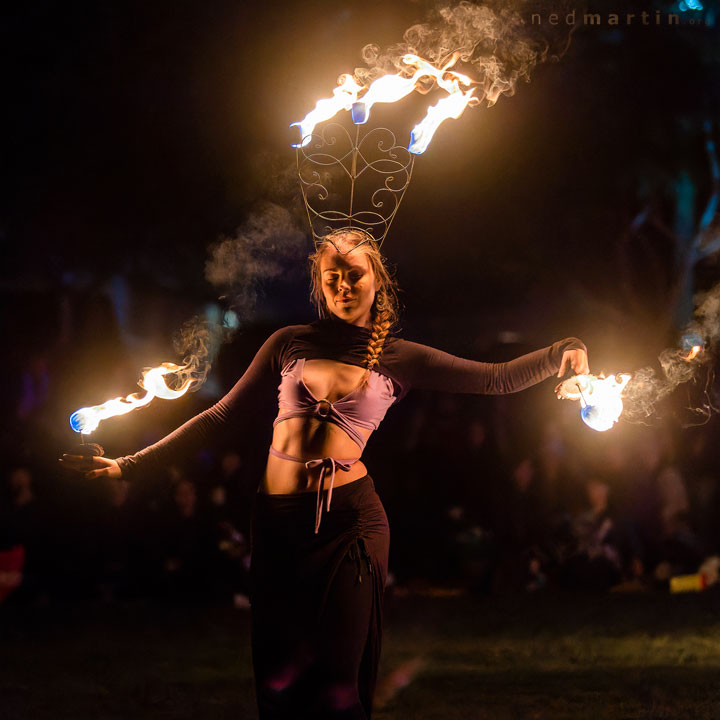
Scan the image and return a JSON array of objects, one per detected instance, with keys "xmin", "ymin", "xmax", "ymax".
[{"xmin": 250, "ymin": 475, "xmax": 389, "ymax": 720}]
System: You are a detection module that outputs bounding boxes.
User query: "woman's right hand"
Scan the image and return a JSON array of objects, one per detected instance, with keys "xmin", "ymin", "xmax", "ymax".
[{"xmin": 59, "ymin": 454, "xmax": 122, "ymax": 480}]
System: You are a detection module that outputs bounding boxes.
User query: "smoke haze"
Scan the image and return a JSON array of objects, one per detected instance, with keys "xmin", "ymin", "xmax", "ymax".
[
  {"xmin": 205, "ymin": 202, "xmax": 306, "ymax": 318},
  {"xmin": 355, "ymin": 0, "xmax": 574, "ymax": 105},
  {"xmin": 170, "ymin": 202, "xmax": 307, "ymax": 392},
  {"xmin": 624, "ymin": 283, "xmax": 720, "ymax": 424}
]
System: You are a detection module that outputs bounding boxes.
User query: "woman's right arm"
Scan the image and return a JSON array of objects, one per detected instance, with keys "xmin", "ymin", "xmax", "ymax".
[{"xmin": 61, "ymin": 326, "xmax": 295, "ymax": 481}]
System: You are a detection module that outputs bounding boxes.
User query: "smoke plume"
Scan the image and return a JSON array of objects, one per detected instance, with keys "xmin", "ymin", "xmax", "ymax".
[
  {"xmin": 170, "ymin": 202, "xmax": 307, "ymax": 392},
  {"xmin": 355, "ymin": 0, "xmax": 573, "ymax": 106},
  {"xmin": 623, "ymin": 284, "xmax": 720, "ymax": 424},
  {"xmin": 205, "ymin": 201, "xmax": 306, "ymax": 317},
  {"xmin": 172, "ymin": 316, "xmax": 228, "ymax": 391}
]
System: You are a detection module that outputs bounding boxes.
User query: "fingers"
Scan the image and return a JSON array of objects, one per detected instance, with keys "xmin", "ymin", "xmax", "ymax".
[
  {"xmin": 573, "ymin": 350, "xmax": 590, "ymax": 376},
  {"xmin": 559, "ymin": 349, "xmax": 590, "ymax": 378},
  {"xmin": 59, "ymin": 454, "xmax": 92, "ymax": 471},
  {"xmin": 59, "ymin": 453, "xmax": 113, "ymax": 477},
  {"xmin": 556, "ymin": 349, "xmax": 591, "ymax": 394},
  {"xmin": 59, "ymin": 454, "xmax": 84, "ymax": 464},
  {"xmin": 85, "ymin": 468, "xmax": 109, "ymax": 480}
]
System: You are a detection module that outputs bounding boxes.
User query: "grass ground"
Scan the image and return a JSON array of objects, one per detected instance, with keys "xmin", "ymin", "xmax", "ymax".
[{"xmin": 2, "ymin": 590, "xmax": 720, "ymax": 719}]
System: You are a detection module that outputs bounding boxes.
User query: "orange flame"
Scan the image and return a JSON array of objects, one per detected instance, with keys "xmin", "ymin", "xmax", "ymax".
[
  {"xmin": 351, "ymin": 54, "xmax": 472, "ymax": 124},
  {"xmin": 70, "ymin": 362, "xmax": 192, "ymax": 435},
  {"xmin": 562, "ymin": 373, "xmax": 632, "ymax": 432},
  {"xmin": 350, "ymin": 63, "xmax": 429, "ymax": 122},
  {"xmin": 291, "ymin": 54, "xmax": 478, "ymax": 154},
  {"xmin": 408, "ymin": 82, "xmax": 475, "ymax": 154},
  {"xmin": 290, "ymin": 74, "xmax": 364, "ymax": 148},
  {"xmin": 683, "ymin": 345, "xmax": 702, "ymax": 361}
]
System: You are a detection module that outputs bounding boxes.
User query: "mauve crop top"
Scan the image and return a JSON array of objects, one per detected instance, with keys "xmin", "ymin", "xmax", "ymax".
[
  {"xmin": 116, "ymin": 317, "xmax": 586, "ymax": 482},
  {"xmin": 273, "ymin": 357, "xmax": 396, "ymax": 451}
]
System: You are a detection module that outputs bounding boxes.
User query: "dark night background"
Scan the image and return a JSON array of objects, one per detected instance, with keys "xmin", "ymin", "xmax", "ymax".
[
  {"xmin": 2, "ymin": 1, "xmax": 720, "ymax": 717},
  {"xmin": 3, "ymin": 0, "xmax": 719, "ymax": 478},
  {"xmin": 3, "ymin": 0, "xmax": 719, "ymax": 363}
]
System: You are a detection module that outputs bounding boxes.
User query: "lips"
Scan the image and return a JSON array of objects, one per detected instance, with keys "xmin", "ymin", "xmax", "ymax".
[{"xmin": 336, "ymin": 296, "xmax": 354, "ymax": 304}]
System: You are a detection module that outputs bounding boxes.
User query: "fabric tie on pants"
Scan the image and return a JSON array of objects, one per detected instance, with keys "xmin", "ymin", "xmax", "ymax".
[
  {"xmin": 304, "ymin": 457, "xmax": 353, "ymax": 534},
  {"xmin": 267, "ymin": 447, "xmax": 357, "ymax": 533}
]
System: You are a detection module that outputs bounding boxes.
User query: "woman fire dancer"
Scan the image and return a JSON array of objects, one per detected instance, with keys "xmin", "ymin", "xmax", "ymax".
[{"xmin": 62, "ymin": 228, "xmax": 589, "ymax": 719}]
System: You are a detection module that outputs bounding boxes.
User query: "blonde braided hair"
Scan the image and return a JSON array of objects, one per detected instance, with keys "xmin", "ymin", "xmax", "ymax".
[
  {"xmin": 364, "ymin": 285, "xmax": 393, "ymax": 375},
  {"xmin": 309, "ymin": 230, "xmax": 399, "ymax": 383}
]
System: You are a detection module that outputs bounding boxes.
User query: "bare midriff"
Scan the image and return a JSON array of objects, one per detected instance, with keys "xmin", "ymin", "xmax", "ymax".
[{"xmin": 259, "ymin": 359, "xmax": 373, "ymax": 495}]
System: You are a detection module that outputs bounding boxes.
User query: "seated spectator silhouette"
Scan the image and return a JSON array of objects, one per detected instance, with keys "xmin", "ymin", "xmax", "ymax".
[
  {"xmin": 560, "ymin": 479, "xmax": 622, "ymax": 591},
  {"xmin": 160, "ymin": 475, "xmax": 217, "ymax": 602}
]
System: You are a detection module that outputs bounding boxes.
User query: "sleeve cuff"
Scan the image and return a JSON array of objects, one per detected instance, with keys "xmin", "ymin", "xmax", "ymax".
[
  {"xmin": 115, "ymin": 456, "xmax": 135, "ymax": 481},
  {"xmin": 560, "ymin": 337, "xmax": 587, "ymax": 353}
]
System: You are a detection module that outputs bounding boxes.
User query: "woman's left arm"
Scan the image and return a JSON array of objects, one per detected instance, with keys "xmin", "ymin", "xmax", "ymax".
[{"xmin": 391, "ymin": 337, "xmax": 588, "ymax": 395}]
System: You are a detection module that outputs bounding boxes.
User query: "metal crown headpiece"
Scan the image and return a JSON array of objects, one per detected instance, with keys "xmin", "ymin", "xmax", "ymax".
[{"xmin": 296, "ymin": 122, "xmax": 414, "ymax": 250}]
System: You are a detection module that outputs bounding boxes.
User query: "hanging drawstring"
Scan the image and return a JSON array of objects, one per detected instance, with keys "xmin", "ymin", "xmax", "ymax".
[
  {"xmin": 347, "ymin": 538, "xmax": 374, "ymax": 584},
  {"xmin": 304, "ymin": 457, "xmax": 352, "ymax": 534},
  {"xmin": 267, "ymin": 447, "xmax": 358, "ymax": 533}
]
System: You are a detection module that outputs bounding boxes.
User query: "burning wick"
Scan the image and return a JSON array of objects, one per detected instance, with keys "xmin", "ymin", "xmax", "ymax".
[
  {"xmin": 556, "ymin": 373, "xmax": 632, "ymax": 432},
  {"xmin": 69, "ymin": 362, "xmax": 193, "ymax": 435},
  {"xmin": 682, "ymin": 345, "xmax": 702, "ymax": 362},
  {"xmin": 290, "ymin": 74, "xmax": 363, "ymax": 148},
  {"xmin": 291, "ymin": 54, "xmax": 478, "ymax": 155}
]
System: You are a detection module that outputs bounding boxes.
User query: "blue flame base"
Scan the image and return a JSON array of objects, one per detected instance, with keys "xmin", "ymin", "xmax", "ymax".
[{"xmin": 581, "ymin": 405, "xmax": 614, "ymax": 432}]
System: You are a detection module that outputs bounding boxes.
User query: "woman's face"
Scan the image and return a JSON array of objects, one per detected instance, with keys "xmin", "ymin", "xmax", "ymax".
[{"xmin": 319, "ymin": 244, "xmax": 378, "ymax": 327}]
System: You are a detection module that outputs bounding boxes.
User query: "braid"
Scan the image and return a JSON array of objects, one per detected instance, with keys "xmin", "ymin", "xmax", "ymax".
[{"xmin": 361, "ymin": 286, "xmax": 393, "ymax": 385}]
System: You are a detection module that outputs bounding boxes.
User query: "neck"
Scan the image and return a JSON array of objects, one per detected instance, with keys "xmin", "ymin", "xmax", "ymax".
[
  {"xmin": 352, "ymin": 311, "xmax": 373, "ymax": 329},
  {"xmin": 322, "ymin": 314, "xmax": 372, "ymax": 331}
]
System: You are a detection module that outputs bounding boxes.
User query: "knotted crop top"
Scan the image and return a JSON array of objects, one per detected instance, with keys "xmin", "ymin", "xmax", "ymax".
[
  {"xmin": 268, "ymin": 357, "xmax": 396, "ymax": 532},
  {"xmin": 273, "ymin": 358, "xmax": 396, "ymax": 451}
]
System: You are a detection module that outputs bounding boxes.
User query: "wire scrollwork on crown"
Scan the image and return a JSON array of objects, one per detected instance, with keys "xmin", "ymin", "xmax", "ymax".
[{"xmin": 296, "ymin": 123, "xmax": 415, "ymax": 248}]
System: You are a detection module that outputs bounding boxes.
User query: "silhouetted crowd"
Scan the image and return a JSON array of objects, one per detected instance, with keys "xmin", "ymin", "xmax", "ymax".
[
  {"xmin": 379, "ymin": 391, "xmax": 720, "ymax": 595},
  {"xmin": 3, "ymin": 384, "xmax": 720, "ymax": 607}
]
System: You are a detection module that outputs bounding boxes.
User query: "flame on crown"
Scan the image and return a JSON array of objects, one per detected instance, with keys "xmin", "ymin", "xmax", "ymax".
[{"xmin": 293, "ymin": 54, "xmax": 482, "ymax": 249}]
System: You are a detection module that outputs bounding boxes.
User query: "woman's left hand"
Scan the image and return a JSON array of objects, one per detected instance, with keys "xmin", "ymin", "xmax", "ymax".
[{"xmin": 558, "ymin": 348, "xmax": 590, "ymax": 377}]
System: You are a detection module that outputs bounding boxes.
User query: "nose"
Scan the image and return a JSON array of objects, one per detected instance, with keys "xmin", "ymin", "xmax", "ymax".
[{"xmin": 338, "ymin": 276, "xmax": 350, "ymax": 291}]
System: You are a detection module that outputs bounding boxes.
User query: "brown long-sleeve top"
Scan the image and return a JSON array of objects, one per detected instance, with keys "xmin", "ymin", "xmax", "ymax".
[{"xmin": 116, "ymin": 317, "xmax": 585, "ymax": 481}]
